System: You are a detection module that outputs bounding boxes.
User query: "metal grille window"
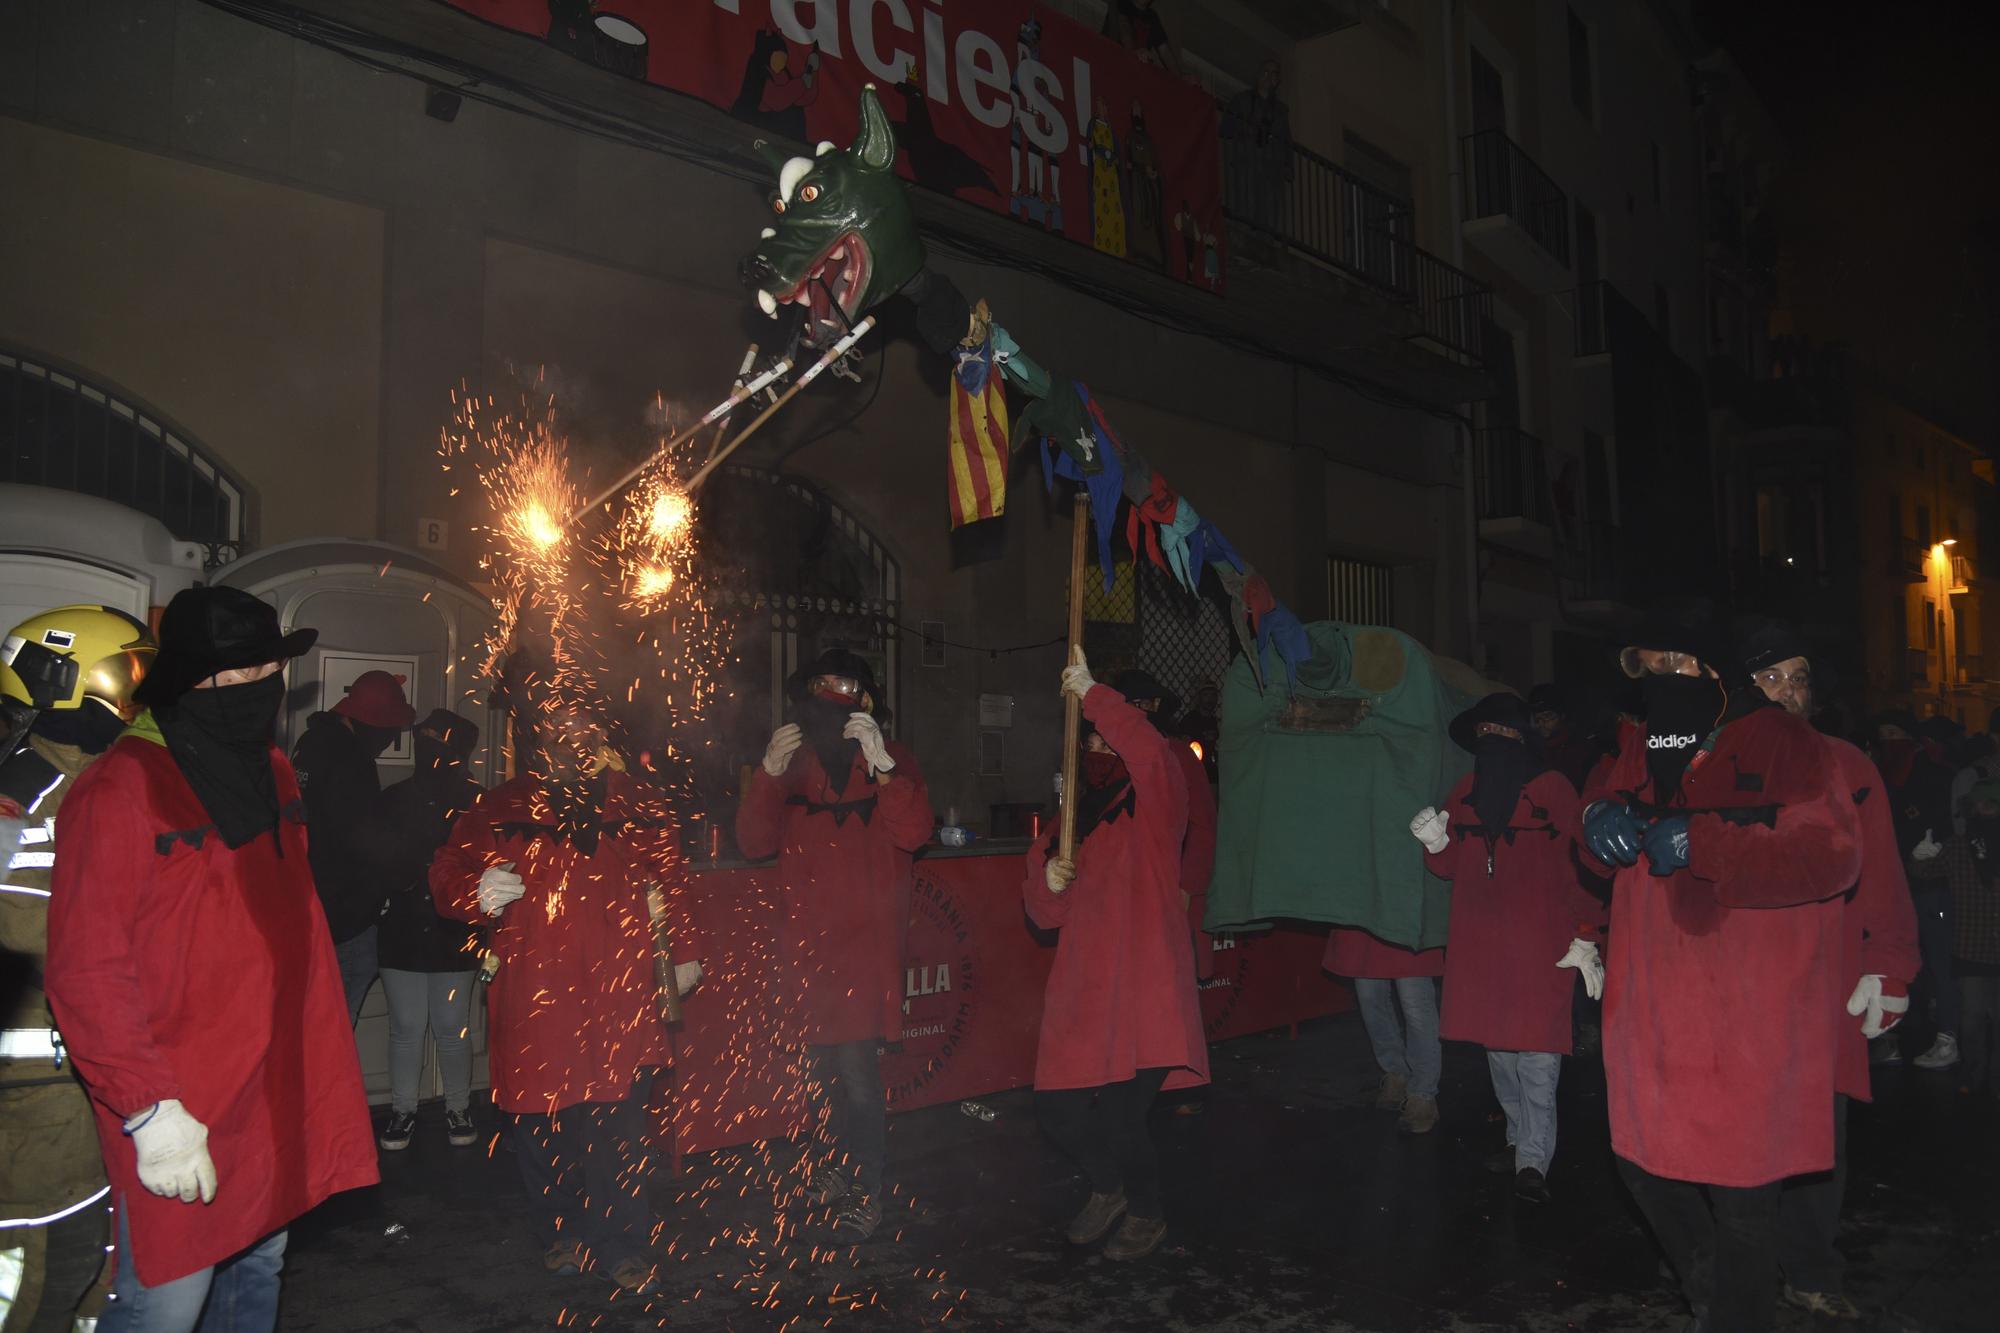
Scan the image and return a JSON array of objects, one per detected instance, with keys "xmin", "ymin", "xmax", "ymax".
[
  {"xmin": 1083, "ymin": 561, "xmax": 1234, "ymax": 708},
  {"xmin": 0, "ymin": 345, "xmax": 247, "ymax": 554},
  {"xmin": 1328, "ymin": 556, "xmax": 1394, "ymax": 627}
]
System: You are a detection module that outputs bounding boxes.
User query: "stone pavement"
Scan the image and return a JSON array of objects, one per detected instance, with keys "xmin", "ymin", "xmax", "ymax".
[{"xmin": 278, "ymin": 1012, "xmax": 2000, "ymax": 1331}]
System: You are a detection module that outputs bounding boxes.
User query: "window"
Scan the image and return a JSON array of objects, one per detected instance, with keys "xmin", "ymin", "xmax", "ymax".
[
  {"xmin": 1328, "ymin": 556, "xmax": 1395, "ymax": 627},
  {"xmin": 1925, "ymin": 598, "xmax": 1938, "ymax": 650},
  {"xmin": 1567, "ymin": 9, "xmax": 1593, "ymax": 119},
  {"xmin": 1916, "ymin": 503, "xmax": 1932, "ymax": 550},
  {"xmin": 1889, "ymin": 491, "xmax": 1904, "ymax": 543}
]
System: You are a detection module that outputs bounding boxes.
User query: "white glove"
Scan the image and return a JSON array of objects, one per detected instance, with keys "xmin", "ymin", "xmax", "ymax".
[
  {"xmin": 674, "ymin": 960, "xmax": 704, "ymax": 996},
  {"xmin": 126, "ymin": 1099, "xmax": 217, "ymax": 1204},
  {"xmin": 1913, "ymin": 828, "xmax": 1942, "ymax": 862},
  {"xmin": 1846, "ymin": 973, "xmax": 1908, "ymax": 1038},
  {"xmin": 1410, "ymin": 806, "xmax": 1450, "ymax": 854},
  {"xmin": 477, "ymin": 861, "xmax": 526, "ymax": 917},
  {"xmin": 843, "ymin": 712, "xmax": 896, "ymax": 775},
  {"xmin": 762, "ymin": 723, "xmax": 803, "ymax": 777},
  {"xmin": 1556, "ymin": 938, "xmax": 1604, "ymax": 1001},
  {"xmin": 1060, "ymin": 646, "xmax": 1095, "ymax": 702},
  {"xmin": 1045, "ymin": 856, "xmax": 1077, "ymax": 896}
]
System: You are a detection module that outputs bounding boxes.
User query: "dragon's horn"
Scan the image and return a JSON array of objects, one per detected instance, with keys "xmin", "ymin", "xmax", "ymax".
[
  {"xmin": 752, "ymin": 138, "xmax": 791, "ymax": 175},
  {"xmin": 851, "ymin": 84, "xmax": 898, "ymax": 173}
]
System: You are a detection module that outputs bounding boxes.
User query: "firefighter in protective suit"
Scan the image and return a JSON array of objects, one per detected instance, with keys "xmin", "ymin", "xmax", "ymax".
[{"xmin": 0, "ymin": 605, "xmax": 155, "ymax": 1333}]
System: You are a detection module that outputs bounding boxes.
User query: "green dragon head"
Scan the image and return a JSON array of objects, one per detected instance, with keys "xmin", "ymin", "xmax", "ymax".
[{"xmin": 740, "ymin": 85, "xmax": 925, "ymax": 346}]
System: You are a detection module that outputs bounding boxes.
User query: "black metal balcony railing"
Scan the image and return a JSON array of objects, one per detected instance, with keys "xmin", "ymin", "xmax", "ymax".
[
  {"xmin": 1572, "ymin": 279, "xmax": 1611, "ymax": 357},
  {"xmin": 1462, "ymin": 129, "xmax": 1571, "ymax": 267},
  {"xmin": 1, "ymin": 345, "xmax": 247, "ymax": 551},
  {"xmin": 1221, "ymin": 139, "xmax": 1490, "ymax": 364},
  {"xmin": 1569, "ymin": 518, "xmax": 1621, "ymax": 601},
  {"xmin": 1473, "ymin": 427, "xmax": 1552, "ymax": 526},
  {"xmin": 1953, "ymin": 553, "xmax": 1975, "ymax": 589},
  {"xmin": 1958, "ymin": 655, "xmax": 1985, "ymax": 686}
]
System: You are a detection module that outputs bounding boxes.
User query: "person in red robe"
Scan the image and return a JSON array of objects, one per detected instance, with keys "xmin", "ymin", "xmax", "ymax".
[
  {"xmin": 46, "ymin": 586, "xmax": 378, "ymax": 1330},
  {"xmin": 1738, "ymin": 619, "xmax": 1920, "ymax": 1321},
  {"xmin": 1579, "ymin": 612, "xmax": 1862, "ymax": 1333},
  {"xmin": 1414, "ymin": 692, "xmax": 1603, "ymax": 1203},
  {"xmin": 1025, "ymin": 649, "xmax": 1208, "ymax": 1261},
  {"xmin": 1111, "ymin": 670, "xmax": 1216, "ymax": 976},
  {"xmin": 430, "ymin": 701, "xmax": 703, "ymax": 1295},
  {"xmin": 734, "ymin": 649, "xmax": 933, "ymax": 1240}
]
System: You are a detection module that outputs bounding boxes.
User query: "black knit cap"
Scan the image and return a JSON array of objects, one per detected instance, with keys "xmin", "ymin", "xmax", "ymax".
[
  {"xmin": 1111, "ymin": 668, "xmax": 1178, "ymax": 718},
  {"xmin": 1734, "ymin": 616, "xmax": 1810, "ymax": 676},
  {"xmin": 790, "ymin": 647, "xmax": 885, "ymax": 718}
]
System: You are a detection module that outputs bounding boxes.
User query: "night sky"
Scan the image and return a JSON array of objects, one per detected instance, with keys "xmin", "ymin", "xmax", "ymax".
[{"xmin": 1697, "ymin": 0, "xmax": 2000, "ymax": 440}]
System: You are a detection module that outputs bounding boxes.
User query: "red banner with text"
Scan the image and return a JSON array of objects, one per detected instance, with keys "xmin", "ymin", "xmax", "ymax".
[{"xmin": 443, "ymin": 1, "xmax": 1225, "ymax": 289}]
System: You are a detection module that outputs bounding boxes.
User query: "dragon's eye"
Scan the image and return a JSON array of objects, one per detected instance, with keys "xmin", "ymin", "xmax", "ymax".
[
  {"xmin": 799, "ymin": 183, "xmax": 821, "ymax": 203},
  {"xmin": 771, "ymin": 196, "xmax": 786, "ymax": 214}
]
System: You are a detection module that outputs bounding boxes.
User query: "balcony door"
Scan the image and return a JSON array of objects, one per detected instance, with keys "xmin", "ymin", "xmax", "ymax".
[{"xmin": 1471, "ymin": 48, "xmax": 1507, "ymax": 133}]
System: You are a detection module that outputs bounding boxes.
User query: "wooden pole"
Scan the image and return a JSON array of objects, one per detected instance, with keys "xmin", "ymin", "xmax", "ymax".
[
  {"xmin": 1058, "ymin": 490, "xmax": 1089, "ymax": 863},
  {"xmin": 682, "ymin": 316, "xmax": 875, "ymax": 496}
]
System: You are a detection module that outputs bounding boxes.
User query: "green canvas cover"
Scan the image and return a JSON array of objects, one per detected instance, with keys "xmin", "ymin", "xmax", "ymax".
[{"xmin": 1203, "ymin": 622, "xmax": 1490, "ymax": 948}]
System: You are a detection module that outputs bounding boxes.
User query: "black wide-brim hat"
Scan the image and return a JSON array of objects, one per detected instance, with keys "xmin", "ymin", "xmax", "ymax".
[
  {"xmin": 789, "ymin": 647, "xmax": 886, "ymax": 719},
  {"xmin": 135, "ymin": 585, "xmax": 317, "ymax": 707},
  {"xmin": 1449, "ymin": 691, "xmax": 1535, "ymax": 755},
  {"xmin": 1111, "ymin": 668, "xmax": 1179, "ymax": 719},
  {"xmin": 1619, "ymin": 607, "xmax": 1726, "ymax": 679}
]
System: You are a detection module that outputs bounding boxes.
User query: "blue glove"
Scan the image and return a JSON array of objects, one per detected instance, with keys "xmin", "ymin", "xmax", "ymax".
[
  {"xmin": 1643, "ymin": 814, "xmax": 1691, "ymax": 877},
  {"xmin": 1583, "ymin": 801, "xmax": 1644, "ymax": 867}
]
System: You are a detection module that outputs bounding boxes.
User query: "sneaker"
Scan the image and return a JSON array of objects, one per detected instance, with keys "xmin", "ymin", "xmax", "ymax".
[
  {"xmin": 445, "ymin": 1109, "xmax": 478, "ymax": 1147},
  {"xmin": 1914, "ymin": 1032, "xmax": 1960, "ymax": 1070},
  {"xmin": 1782, "ymin": 1284, "xmax": 1862, "ymax": 1320},
  {"xmin": 1374, "ymin": 1072, "xmax": 1408, "ymax": 1110},
  {"xmin": 543, "ymin": 1241, "xmax": 586, "ymax": 1275},
  {"xmin": 831, "ymin": 1192, "xmax": 882, "ymax": 1241},
  {"xmin": 1514, "ymin": 1167, "xmax": 1551, "ymax": 1203},
  {"xmin": 377, "ymin": 1111, "xmax": 416, "ymax": 1152},
  {"xmin": 1870, "ymin": 1035, "xmax": 1903, "ymax": 1066},
  {"xmin": 608, "ymin": 1256, "xmax": 658, "ymax": 1295},
  {"xmin": 1065, "ymin": 1190, "xmax": 1128, "ymax": 1245},
  {"xmin": 1398, "ymin": 1095, "xmax": 1440, "ymax": 1135},
  {"xmin": 1484, "ymin": 1148, "xmax": 1516, "ymax": 1175},
  {"xmin": 1102, "ymin": 1213, "xmax": 1167, "ymax": 1261}
]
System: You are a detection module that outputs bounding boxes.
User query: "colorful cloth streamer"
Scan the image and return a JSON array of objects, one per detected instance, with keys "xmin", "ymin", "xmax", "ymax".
[
  {"xmin": 990, "ymin": 325, "xmax": 1051, "ymax": 399},
  {"xmin": 1124, "ymin": 472, "xmax": 1180, "ymax": 577},
  {"xmin": 1160, "ymin": 499, "xmax": 1203, "ymax": 593},
  {"xmin": 1255, "ymin": 603, "xmax": 1313, "ymax": 691},
  {"xmin": 1186, "ymin": 516, "xmax": 1244, "ymax": 578},
  {"xmin": 1037, "ymin": 385, "xmax": 1127, "ymax": 591},
  {"xmin": 1209, "ymin": 562, "xmax": 1264, "ymax": 689}
]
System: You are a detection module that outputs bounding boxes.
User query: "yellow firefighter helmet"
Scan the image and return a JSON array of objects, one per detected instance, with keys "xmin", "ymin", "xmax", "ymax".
[{"xmin": 0, "ymin": 604, "xmax": 156, "ymax": 716}]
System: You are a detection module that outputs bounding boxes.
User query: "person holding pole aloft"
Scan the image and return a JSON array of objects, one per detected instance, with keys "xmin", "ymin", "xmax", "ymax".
[{"xmin": 1025, "ymin": 647, "xmax": 1209, "ymax": 1261}]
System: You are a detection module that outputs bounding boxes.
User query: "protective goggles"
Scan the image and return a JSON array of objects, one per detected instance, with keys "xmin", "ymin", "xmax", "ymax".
[{"xmin": 807, "ymin": 674, "xmax": 863, "ymax": 703}]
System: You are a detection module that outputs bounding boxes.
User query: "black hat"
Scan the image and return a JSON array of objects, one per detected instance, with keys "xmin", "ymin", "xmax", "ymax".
[
  {"xmin": 1111, "ymin": 668, "xmax": 1179, "ymax": 719},
  {"xmin": 415, "ymin": 707, "xmax": 480, "ymax": 758},
  {"xmin": 134, "ymin": 586, "xmax": 316, "ymax": 707},
  {"xmin": 1527, "ymin": 682, "xmax": 1566, "ymax": 715},
  {"xmin": 1917, "ymin": 714, "xmax": 1964, "ymax": 745},
  {"xmin": 1734, "ymin": 617, "xmax": 1810, "ymax": 676},
  {"xmin": 1876, "ymin": 708, "xmax": 1921, "ymax": 737},
  {"xmin": 1449, "ymin": 692, "xmax": 1534, "ymax": 755}
]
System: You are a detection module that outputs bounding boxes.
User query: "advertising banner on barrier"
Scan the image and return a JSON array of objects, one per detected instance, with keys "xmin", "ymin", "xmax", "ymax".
[{"xmin": 442, "ymin": 1, "xmax": 1226, "ymax": 290}]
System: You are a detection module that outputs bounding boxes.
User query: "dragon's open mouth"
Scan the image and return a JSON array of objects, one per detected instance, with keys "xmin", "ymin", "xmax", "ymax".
[{"xmin": 759, "ymin": 231, "xmax": 870, "ymax": 344}]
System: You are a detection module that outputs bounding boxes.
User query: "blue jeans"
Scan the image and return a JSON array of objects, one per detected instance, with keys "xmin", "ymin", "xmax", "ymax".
[
  {"xmin": 380, "ymin": 968, "xmax": 477, "ymax": 1115},
  {"xmin": 1487, "ymin": 1050, "xmax": 1563, "ymax": 1174},
  {"xmin": 1353, "ymin": 976, "xmax": 1441, "ymax": 1099},
  {"xmin": 100, "ymin": 1201, "xmax": 286, "ymax": 1333},
  {"xmin": 334, "ymin": 925, "xmax": 378, "ymax": 1026}
]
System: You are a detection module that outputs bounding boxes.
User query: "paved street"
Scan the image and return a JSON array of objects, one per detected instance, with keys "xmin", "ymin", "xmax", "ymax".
[{"xmin": 278, "ymin": 1012, "xmax": 2000, "ymax": 1331}]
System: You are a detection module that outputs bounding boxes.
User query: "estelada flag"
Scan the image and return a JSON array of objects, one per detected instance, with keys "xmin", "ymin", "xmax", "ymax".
[{"xmin": 947, "ymin": 341, "xmax": 1009, "ymax": 529}]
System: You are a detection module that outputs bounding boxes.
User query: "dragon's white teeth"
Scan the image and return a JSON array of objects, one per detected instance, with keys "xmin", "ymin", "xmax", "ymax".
[
  {"xmin": 757, "ymin": 289, "xmax": 777, "ymax": 317},
  {"xmin": 829, "ymin": 246, "xmax": 846, "ymax": 261},
  {"xmin": 760, "ymin": 227, "xmax": 776, "ymax": 240}
]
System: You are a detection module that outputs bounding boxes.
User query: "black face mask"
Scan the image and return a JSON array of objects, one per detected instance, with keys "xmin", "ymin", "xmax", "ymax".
[
  {"xmin": 34, "ymin": 699, "xmax": 128, "ymax": 754},
  {"xmin": 1641, "ymin": 672, "xmax": 1725, "ymax": 803},
  {"xmin": 799, "ymin": 697, "xmax": 861, "ymax": 798},
  {"xmin": 353, "ymin": 722, "xmax": 402, "ymax": 758},
  {"xmin": 1469, "ymin": 736, "xmax": 1538, "ymax": 839},
  {"xmin": 154, "ymin": 674, "xmax": 287, "ymax": 849}
]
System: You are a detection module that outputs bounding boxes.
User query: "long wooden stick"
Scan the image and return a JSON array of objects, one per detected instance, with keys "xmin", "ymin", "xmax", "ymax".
[
  {"xmin": 683, "ymin": 316, "xmax": 875, "ymax": 495},
  {"xmin": 1059, "ymin": 491, "xmax": 1090, "ymax": 862}
]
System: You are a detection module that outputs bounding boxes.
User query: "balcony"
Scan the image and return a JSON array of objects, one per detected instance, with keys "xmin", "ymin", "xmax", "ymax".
[
  {"xmin": 1572, "ymin": 280, "xmax": 1612, "ymax": 360},
  {"xmin": 1462, "ymin": 129, "xmax": 1572, "ymax": 288},
  {"xmin": 1474, "ymin": 427, "xmax": 1554, "ymax": 555},
  {"xmin": 1906, "ymin": 647, "xmax": 1931, "ymax": 690},
  {"xmin": 1223, "ymin": 140, "xmax": 1490, "ymax": 368},
  {"xmin": 1889, "ymin": 536, "xmax": 1928, "ymax": 583},
  {"xmin": 1957, "ymin": 655, "xmax": 1986, "ymax": 686},
  {"xmin": 1952, "ymin": 553, "xmax": 1975, "ymax": 591}
]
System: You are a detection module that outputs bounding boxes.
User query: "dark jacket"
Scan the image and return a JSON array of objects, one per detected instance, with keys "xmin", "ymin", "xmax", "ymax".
[
  {"xmin": 291, "ymin": 712, "xmax": 385, "ymax": 942},
  {"xmin": 372, "ymin": 768, "xmax": 484, "ymax": 973}
]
